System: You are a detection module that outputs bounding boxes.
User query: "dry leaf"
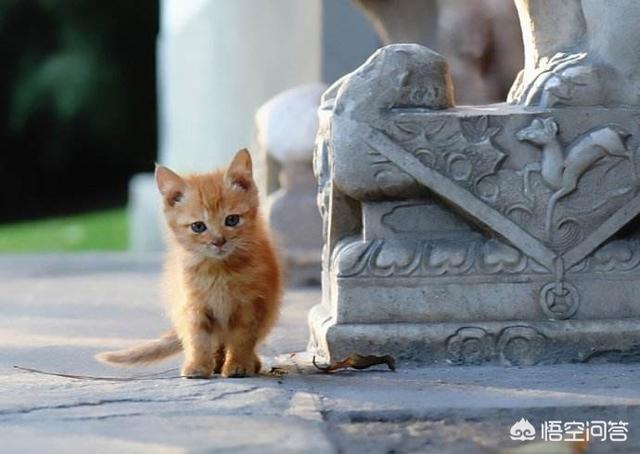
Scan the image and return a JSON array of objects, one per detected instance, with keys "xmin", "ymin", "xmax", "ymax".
[
  {"xmin": 268, "ymin": 367, "xmax": 288, "ymax": 377},
  {"xmin": 312, "ymin": 353, "xmax": 396, "ymax": 373}
]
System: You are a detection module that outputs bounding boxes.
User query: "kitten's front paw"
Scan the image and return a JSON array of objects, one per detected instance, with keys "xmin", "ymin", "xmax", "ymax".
[
  {"xmin": 181, "ymin": 363, "xmax": 213, "ymax": 379},
  {"xmin": 221, "ymin": 359, "xmax": 259, "ymax": 378}
]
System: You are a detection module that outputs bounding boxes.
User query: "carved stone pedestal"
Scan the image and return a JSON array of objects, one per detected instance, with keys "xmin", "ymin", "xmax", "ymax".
[{"xmin": 309, "ymin": 41, "xmax": 640, "ymax": 365}]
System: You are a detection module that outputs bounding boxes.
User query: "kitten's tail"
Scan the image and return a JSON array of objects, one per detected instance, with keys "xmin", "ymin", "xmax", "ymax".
[{"xmin": 95, "ymin": 329, "xmax": 182, "ymax": 366}]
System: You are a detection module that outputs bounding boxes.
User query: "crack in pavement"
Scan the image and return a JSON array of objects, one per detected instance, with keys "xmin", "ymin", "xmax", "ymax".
[
  {"xmin": 322, "ymin": 404, "xmax": 640, "ymax": 425},
  {"xmin": 0, "ymin": 386, "xmax": 260, "ymax": 418},
  {"xmin": 202, "ymin": 385, "xmax": 260, "ymax": 403},
  {"xmin": 60, "ymin": 412, "xmax": 145, "ymax": 421},
  {"xmin": 283, "ymin": 357, "xmax": 340, "ymax": 454},
  {"xmin": 0, "ymin": 397, "xmax": 184, "ymax": 417}
]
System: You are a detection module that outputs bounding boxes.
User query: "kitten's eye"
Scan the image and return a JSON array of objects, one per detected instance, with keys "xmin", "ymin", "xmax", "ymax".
[
  {"xmin": 225, "ymin": 214, "xmax": 240, "ymax": 227},
  {"xmin": 190, "ymin": 222, "xmax": 207, "ymax": 233}
]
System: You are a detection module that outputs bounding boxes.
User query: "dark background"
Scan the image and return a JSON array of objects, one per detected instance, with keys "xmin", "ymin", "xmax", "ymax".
[{"xmin": 0, "ymin": 0, "xmax": 158, "ymax": 222}]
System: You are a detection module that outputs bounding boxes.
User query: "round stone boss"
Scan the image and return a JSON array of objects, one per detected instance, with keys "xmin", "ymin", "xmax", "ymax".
[{"xmin": 539, "ymin": 281, "xmax": 580, "ymax": 320}]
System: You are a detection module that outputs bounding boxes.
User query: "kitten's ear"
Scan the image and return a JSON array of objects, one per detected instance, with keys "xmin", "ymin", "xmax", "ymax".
[
  {"xmin": 155, "ymin": 164, "xmax": 185, "ymax": 206},
  {"xmin": 224, "ymin": 148, "xmax": 253, "ymax": 190}
]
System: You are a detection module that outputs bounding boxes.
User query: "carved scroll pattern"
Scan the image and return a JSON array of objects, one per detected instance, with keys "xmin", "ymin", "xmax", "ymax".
[
  {"xmin": 335, "ymin": 237, "xmax": 640, "ymax": 278},
  {"xmin": 446, "ymin": 325, "xmax": 548, "ymax": 366},
  {"xmin": 335, "ymin": 238, "xmax": 536, "ymax": 278},
  {"xmin": 376, "ymin": 115, "xmax": 506, "ymax": 202}
]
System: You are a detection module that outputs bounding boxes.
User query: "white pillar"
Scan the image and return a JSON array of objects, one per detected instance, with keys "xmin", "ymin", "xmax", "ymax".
[
  {"xmin": 130, "ymin": 0, "xmax": 323, "ymax": 251},
  {"xmin": 158, "ymin": 0, "xmax": 323, "ymax": 171}
]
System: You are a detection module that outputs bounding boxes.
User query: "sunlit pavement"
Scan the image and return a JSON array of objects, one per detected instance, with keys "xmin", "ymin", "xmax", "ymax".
[{"xmin": 0, "ymin": 254, "xmax": 639, "ymax": 453}]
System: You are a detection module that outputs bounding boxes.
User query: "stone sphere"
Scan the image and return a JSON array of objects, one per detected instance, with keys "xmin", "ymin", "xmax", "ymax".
[{"xmin": 256, "ymin": 83, "xmax": 327, "ymax": 163}]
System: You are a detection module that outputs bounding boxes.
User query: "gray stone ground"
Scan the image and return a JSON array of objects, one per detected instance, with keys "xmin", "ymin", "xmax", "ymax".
[{"xmin": 1, "ymin": 253, "xmax": 639, "ymax": 453}]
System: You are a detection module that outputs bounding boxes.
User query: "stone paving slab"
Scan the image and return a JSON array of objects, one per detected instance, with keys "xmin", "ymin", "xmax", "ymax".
[{"xmin": 0, "ymin": 253, "xmax": 639, "ymax": 453}]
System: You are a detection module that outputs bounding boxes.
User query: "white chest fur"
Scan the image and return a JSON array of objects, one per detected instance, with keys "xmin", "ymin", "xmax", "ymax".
[{"xmin": 189, "ymin": 273, "xmax": 233, "ymax": 327}]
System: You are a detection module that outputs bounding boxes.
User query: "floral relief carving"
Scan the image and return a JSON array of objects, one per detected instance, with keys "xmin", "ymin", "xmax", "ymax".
[
  {"xmin": 377, "ymin": 115, "xmax": 506, "ymax": 201},
  {"xmin": 445, "ymin": 327, "xmax": 494, "ymax": 365},
  {"xmin": 497, "ymin": 326, "xmax": 547, "ymax": 366},
  {"xmin": 446, "ymin": 325, "xmax": 548, "ymax": 366}
]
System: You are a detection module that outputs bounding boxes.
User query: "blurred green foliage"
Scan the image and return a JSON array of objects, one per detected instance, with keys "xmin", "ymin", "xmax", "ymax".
[
  {"xmin": 0, "ymin": 207, "xmax": 127, "ymax": 251},
  {"xmin": 0, "ymin": 0, "xmax": 158, "ymax": 221}
]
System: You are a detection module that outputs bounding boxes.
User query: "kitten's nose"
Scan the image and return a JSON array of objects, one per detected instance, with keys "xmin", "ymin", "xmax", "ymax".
[{"xmin": 211, "ymin": 237, "xmax": 226, "ymax": 248}]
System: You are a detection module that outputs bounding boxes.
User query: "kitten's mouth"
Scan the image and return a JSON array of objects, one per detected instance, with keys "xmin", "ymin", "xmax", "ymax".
[{"xmin": 204, "ymin": 244, "xmax": 232, "ymax": 259}]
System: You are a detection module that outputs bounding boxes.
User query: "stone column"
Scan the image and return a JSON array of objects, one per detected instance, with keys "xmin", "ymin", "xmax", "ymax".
[{"xmin": 129, "ymin": 0, "xmax": 322, "ymax": 251}]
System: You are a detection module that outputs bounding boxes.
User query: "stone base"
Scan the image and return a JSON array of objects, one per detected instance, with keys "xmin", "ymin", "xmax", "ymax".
[
  {"xmin": 311, "ymin": 44, "xmax": 640, "ymax": 366},
  {"xmin": 308, "ymin": 196, "xmax": 640, "ymax": 365},
  {"xmin": 267, "ymin": 162, "xmax": 323, "ymax": 287},
  {"xmin": 308, "ymin": 303, "xmax": 640, "ymax": 365},
  {"xmin": 283, "ymin": 252, "xmax": 322, "ymax": 287}
]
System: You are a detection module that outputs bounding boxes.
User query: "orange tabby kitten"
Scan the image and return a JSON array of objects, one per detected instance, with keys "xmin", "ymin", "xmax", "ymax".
[{"xmin": 97, "ymin": 149, "xmax": 282, "ymax": 378}]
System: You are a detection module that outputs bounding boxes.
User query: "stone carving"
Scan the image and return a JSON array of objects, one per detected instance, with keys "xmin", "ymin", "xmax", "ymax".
[
  {"xmin": 509, "ymin": 0, "xmax": 640, "ymax": 107},
  {"xmin": 445, "ymin": 327, "xmax": 494, "ymax": 365},
  {"xmin": 309, "ymin": 5, "xmax": 640, "ymax": 365},
  {"xmin": 586, "ymin": 239, "xmax": 640, "ymax": 272},
  {"xmin": 496, "ymin": 326, "xmax": 547, "ymax": 366},
  {"xmin": 446, "ymin": 325, "xmax": 548, "ymax": 366},
  {"xmin": 353, "ymin": 0, "xmax": 523, "ymax": 104},
  {"xmin": 335, "ymin": 236, "xmax": 640, "ymax": 279},
  {"xmin": 517, "ymin": 117, "xmax": 636, "ymax": 236},
  {"xmin": 375, "ymin": 112, "xmax": 640, "ymax": 253},
  {"xmin": 256, "ymin": 84, "xmax": 326, "ymax": 286},
  {"xmin": 374, "ymin": 120, "xmax": 639, "ymax": 259},
  {"xmin": 377, "ymin": 115, "xmax": 507, "ymax": 205},
  {"xmin": 366, "ymin": 109, "xmax": 640, "ymax": 322},
  {"xmin": 539, "ymin": 281, "xmax": 579, "ymax": 320},
  {"xmin": 509, "ymin": 51, "xmax": 604, "ymax": 107},
  {"xmin": 335, "ymin": 238, "xmax": 534, "ymax": 278}
]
